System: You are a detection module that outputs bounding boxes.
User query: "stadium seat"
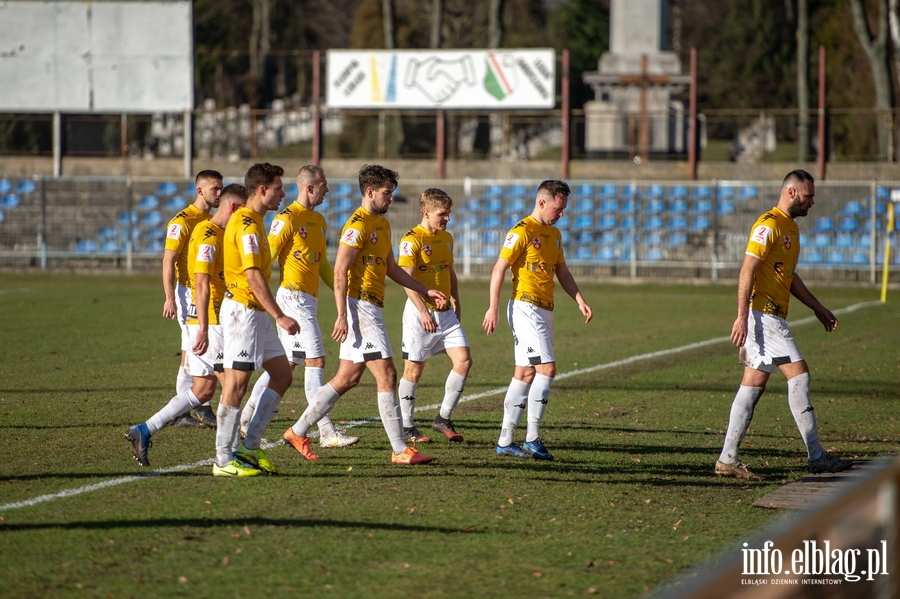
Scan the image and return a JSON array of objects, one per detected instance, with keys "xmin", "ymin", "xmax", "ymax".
[
  {"xmin": 692, "ymin": 185, "xmax": 711, "ymax": 198},
  {"xmin": 826, "ymin": 250, "xmax": 846, "ymax": 265},
  {"xmin": 799, "ymin": 233, "xmax": 810, "ymax": 247},
  {"xmin": 556, "ymin": 215, "xmax": 571, "ymax": 229},
  {"xmin": 183, "ymin": 183, "xmax": 197, "ymax": 197},
  {"xmin": 643, "ymin": 232, "xmax": 662, "ymax": 246},
  {"xmin": 576, "ymin": 231, "xmax": 594, "ymax": 245},
  {"xmin": 620, "ymin": 185, "xmax": 636, "ymax": 200},
  {"xmin": 333, "ymin": 183, "xmax": 354, "ymax": 197},
  {"xmin": 667, "ymin": 216, "xmax": 687, "ymax": 230},
  {"xmin": 850, "ymin": 251, "xmax": 868, "ymax": 265},
  {"xmin": 574, "ymin": 215, "xmax": 593, "ymax": 230},
  {"xmin": 600, "ymin": 184, "xmax": 617, "ymax": 198},
  {"xmin": 508, "ymin": 184, "xmax": 528, "ymax": 199},
  {"xmin": 689, "ymin": 216, "xmax": 710, "ymax": 231},
  {"xmin": 739, "ymin": 186, "xmax": 758, "ymax": 200},
  {"xmin": 560, "ymin": 230, "xmax": 571, "ymax": 245},
  {"xmin": 839, "ymin": 200, "xmax": 863, "ymax": 216},
  {"xmin": 137, "ymin": 195, "xmax": 159, "ymax": 211},
  {"xmin": 118, "ymin": 211, "xmax": 139, "ymax": 226},
  {"xmin": 599, "ymin": 231, "xmax": 618, "ymax": 245},
  {"xmin": 572, "ymin": 183, "xmax": 594, "ymax": 198},
  {"xmin": 144, "ymin": 239, "xmax": 165, "ymax": 253},
  {"xmin": 142, "ymin": 227, "xmax": 166, "ymax": 241},
  {"xmin": 669, "ymin": 185, "xmax": 688, "ymax": 199},
  {"xmin": 645, "ymin": 199, "xmax": 665, "ymax": 214},
  {"xmin": 482, "ymin": 184, "xmax": 504, "ymax": 199},
  {"xmin": 156, "ymin": 181, "xmax": 178, "ymax": 197},
  {"xmin": 691, "ymin": 199, "xmax": 712, "ymax": 214},
  {"xmin": 718, "ymin": 186, "xmax": 734, "ymax": 199},
  {"xmin": 75, "ymin": 240, "xmax": 96, "ymax": 253},
  {"xmin": 141, "ymin": 212, "xmax": 163, "ymax": 227},
  {"xmin": 667, "ymin": 232, "xmax": 687, "ymax": 247},
  {"xmin": 284, "ymin": 182, "xmax": 298, "ymax": 198},
  {"xmin": 643, "ymin": 247, "xmax": 663, "ymax": 261},
  {"xmin": 1, "ymin": 194, "xmax": 20, "ymax": 209},
  {"xmin": 620, "ymin": 215, "xmax": 636, "ymax": 230},
  {"xmin": 813, "ymin": 217, "xmax": 834, "ymax": 232},
  {"xmin": 600, "ymin": 199, "xmax": 618, "ymax": 213},
  {"xmin": 164, "ymin": 196, "xmax": 185, "ymax": 213},
  {"xmin": 506, "ymin": 198, "xmax": 527, "ymax": 214},
  {"xmin": 503, "ymin": 215, "xmax": 520, "ymax": 228},
  {"xmin": 837, "ymin": 217, "xmax": 858, "ymax": 233},
  {"xmin": 483, "ymin": 215, "xmax": 501, "ymax": 228},
  {"xmin": 619, "ymin": 199, "xmax": 636, "ymax": 213},
  {"xmin": 717, "ymin": 200, "xmax": 735, "ymax": 215},
  {"xmin": 99, "ymin": 240, "xmax": 118, "ymax": 253},
  {"xmin": 835, "ymin": 233, "xmax": 854, "ymax": 248},
  {"xmin": 573, "ymin": 246, "xmax": 593, "ymax": 260},
  {"xmin": 97, "ymin": 226, "xmax": 117, "ymax": 240},
  {"xmin": 0, "ymin": 179, "xmax": 10, "ymax": 194},
  {"xmin": 803, "ymin": 249, "xmax": 823, "ymax": 264},
  {"xmin": 464, "ymin": 199, "xmax": 481, "ymax": 212},
  {"xmin": 574, "ymin": 198, "xmax": 594, "ymax": 214},
  {"xmin": 644, "ymin": 185, "xmax": 664, "ymax": 199},
  {"xmin": 596, "ymin": 246, "xmax": 616, "ymax": 261},
  {"xmin": 598, "ymin": 215, "xmax": 617, "ymax": 230},
  {"xmin": 813, "ymin": 233, "xmax": 831, "ymax": 248},
  {"xmin": 667, "ymin": 199, "xmax": 688, "ymax": 214},
  {"xmin": 484, "ymin": 198, "xmax": 503, "ymax": 213},
  {"xmin": 857, "ymin": 234, "xmax": 872, "ymax": 249},
  {"xmin": 15, "ymin": 180, "xmax": 35, "ymax": 194},
  {"xmin": 336, "ymin": 197, "xmax": 354, "ymax": 212},
  {"xmin": 620, "ymin": 232, "xmax": 635, "ymax": 246},
  {"xmin": 644, "ymin": 216, "xmax": 663, "ymax": 230},
  {"xmin": 876, "ymin": 186, "xmax": 890, "ymax": 201}
]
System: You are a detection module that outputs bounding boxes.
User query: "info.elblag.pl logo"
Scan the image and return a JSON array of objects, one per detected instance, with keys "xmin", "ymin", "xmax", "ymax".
[{"xmin": 742, "ymin": 540, "xmax": 889, "ymax": 585}]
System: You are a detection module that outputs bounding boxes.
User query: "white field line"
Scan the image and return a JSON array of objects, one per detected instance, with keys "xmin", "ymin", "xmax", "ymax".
[
  {"xmin": 0, "ymin": 300, "xmax": 881, "ymax": 513},
  {"xmin": 0, "ymin": 288, "xmax": 31, "ymax": 295}
]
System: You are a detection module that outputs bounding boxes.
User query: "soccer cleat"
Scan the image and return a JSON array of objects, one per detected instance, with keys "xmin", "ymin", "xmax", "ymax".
[
  {"xmin": 171, "ymin": 413, "xmax": 199, "ymax": 428},
  {"xmin": 522, "ymin": 438, "xmax": 554, "ymax": 461},
  {"xmin": 213, "ymin": 459, "xmax": 262, "ymax": 477},
  {"xmin": 125, "ymin": 423, "xmax": 152, "ymax": 467},
  {"xmin": 283, "ymin": 428, "xmax": 320, "ymax": 460},
  {"xmin": 431, "ymin": 415, "xmax": 463, "ymax": 442},
  {"xmin": 235, "ymin": 443, "xmax": 278, "ymax": 474},
  {"xmin": 808, "ymin": 452, "xmax": 854, "ymax": 474},
  {"xmin": 391, "ymin": 446, "xmax": 433, "ymax": 465},
  {"xmin": 715, "ymin": 459, "xmax": 762, "ymax": 481},
  {"xmin": 192, "ymin": 404, "xmax": 218, "ymax": 429},
  {"xmin": 319, "ymin": 430, "xmax": 360, "ymax": 448},
  {"xmin": 495, "ymin": 443, "xmax": 530, "ymax": 458},
  {"xmin": 403, "ymin": 425, "xmax": 431, "ymax": 443}
]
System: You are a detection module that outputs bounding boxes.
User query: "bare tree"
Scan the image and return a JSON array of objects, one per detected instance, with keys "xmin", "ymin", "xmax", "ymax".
[
  {"xmin": 250, "ymin": 0, "xmax": 272, "ymax": 94},
  {"xmin": 431, "ymin": 0, "xmax": 443, "ymax": 48},
  {"xmin": 797, "ymin": 0, "xmax": 809, "ymax": 162},
  {"xmin": 488, "ymin": 0, "xmax": 504, "ymax": 48},
  {"xmin": 850, "ymin": 0, "xmax": 893, "ymax": 161}
]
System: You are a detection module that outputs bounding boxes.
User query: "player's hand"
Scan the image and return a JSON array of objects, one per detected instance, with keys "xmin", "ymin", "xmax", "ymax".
[
  {"xmin": 420, "ymin": 311, "xmax": 437, "ymax": 333},
  {"xmin": 162, "ymin": 298, "xmax": 177, "ymax": 320},
  {"xmin": 277, "ymin": 315, "xmax": 300, "ymax": 336},
  {"xmin": 579, "ymin": 302, "xmax": 593, "ymax": 324},
  {"xmin": 427, "ymin": 289, "xmax": 448, "ymax": 310},
  {"xmin": 192, "ymin": 328, "xmax": 209, "ymax": 356},
  {"xmin": 332, "ymin": 314, "xmax": 349, "ymax": 343},
  {"xmin": 816, "ymin": 308, "xmax": 838, "ymax": 332},
  {"xmin": 483, "ymin": 309, "xmax": 499, "ymax": 335},
  {"xmin": 730, "ymin": 316, "xmax": 748, "ymax": 348}
]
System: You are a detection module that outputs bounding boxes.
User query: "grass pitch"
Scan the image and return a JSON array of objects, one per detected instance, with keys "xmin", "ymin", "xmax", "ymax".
[{"xmin": 0, "ymin": 273, "xmax": 897, "ymax": 598}]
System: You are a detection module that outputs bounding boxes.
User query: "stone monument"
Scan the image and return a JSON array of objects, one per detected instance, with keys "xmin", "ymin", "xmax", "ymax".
[{"xmin": 582, "ymin": 0, "xmax": 690, "ymax": 157}]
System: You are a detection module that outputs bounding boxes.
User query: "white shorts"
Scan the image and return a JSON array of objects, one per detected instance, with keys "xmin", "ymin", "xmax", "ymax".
[
  {"xmin": 401, "ymin": 299, "xmax": 469, "ymax": 361},
  {"xmin": 175, "ymin": 282, "xmax": 193, "ymax": 351},
  {"xmin": 276, "ymin": 288, "xmax": 324, "ymax": 363},
  {"xmin": 739, "ymin": 308, "xmax": 804, "ymax": 373},
  {"xmin": 507, "ymin": 300, "xmax": 555, "ymax": 367},
  {"xmin": 339, "ymin": 297, "xmax": 393, "ymax": 363},
  {"xmin": 220, "ymin": 297, "xmax": 286, "ymax": 371},
  {"xmin": 184, "ymin": 323, "xmax": 224, "ymax": 377}
]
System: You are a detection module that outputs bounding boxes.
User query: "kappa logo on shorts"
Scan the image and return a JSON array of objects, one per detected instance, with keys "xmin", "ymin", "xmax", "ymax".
[
  {"xmin": 293, "ymin": 341, "xmax": 301, "ymax": 348},
  {"xmin": 527, "ymin": 346, "xmax": 535, "ymax": 353},
  {"xmin": 365, "ymin": 342, "xmax": 375, "ymax": 350},
  {"xmin": 238, "ymin": 350, "xmax": 250, "ymax": 358}
]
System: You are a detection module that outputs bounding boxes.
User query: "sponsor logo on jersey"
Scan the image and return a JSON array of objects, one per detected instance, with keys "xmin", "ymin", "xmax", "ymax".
[
  {"xmin": 241, "ymin": 215, "xmax": 255, "ymax": 229},
  {"xmin": 751, "ymin": 225, "xmax": 771, "ymax": 245},
  {"xmin": 423, "ymin": 244, "xmax": 433, "ymax": 256},
  {"xmin": 197, "ymin": 244, "xmax": 216, "ymax": 263},
  {"xmin": 774, "ymin": 261, "xmax": 784, "ymax": 274},
  {"xmin": 361, "ymin": 255, "xmax": 385, "ymax": 266},
  {"xmin": 299, "ymin": 226, "xmax": 307, "ymax": 239},
  {"xmin": 532, "ymin": 237, "xmax": 541, "ymax": 249},
  {"xmin": 503, "ymin": 233, "xmax": 520, "ymax": 249},
  {"xmin": 269, "ymin": 219, "xmax": 285, "ymax": 236},
  {"xmin": 166, "ymin": 223, "xmax": 183, "ymax": 240},
  {"xmin": 525, "ymin": 261, "xmax": 556, "ymax": 273},
  {"xmin": 341, "ymin": 228, "xmax": 361, "ymax": 246},
  {"xmin": 202, "ymin": 227, "xmax": 217, "ymax": 240},
  {"xmin": 242, "ymin": 234, "xmax": 260, "ymax": 255},
  {"xmin": 400, "ymin": 241, "xmax": 414, "ymax": 257},
  {"xmin": 783, "ymin": 235, "xmax": 791, "ymax": 249},
  {"xmin": 369, "ymin": 232, "xmax": 378, "ymax": 245},
  {"xmin": 418, "ymin": 265, "xmax": 428, "ymax": 271}
]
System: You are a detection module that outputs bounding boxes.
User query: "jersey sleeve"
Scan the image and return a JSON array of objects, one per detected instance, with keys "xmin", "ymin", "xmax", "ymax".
[
  {"xmin": 193, "ymin": 238, "xmax": 218, "ymax": 277},
  {"xmin": 745, "ymin": 219, "xmax": 774, "ymax": 260},
  {"xmin": 267, "ymin": 212, "xmax": 292, "ymax": 259},
  {"xmin": 164, "ymin": 217, "xmax": 189, "ymax": 253},
  {"xmin": 397, "ymin": 232, "xmax": 419, "ymax": 268},
  {"xmin": 339, "ymin": 219, "xmax": 367, "ymax": 249},
  {"xmin": 237, "ymin": 222, "xmax": 267, "ymax": 271},
  {"xmin": 498, "ymin": 226, "xmax": 528, "ymax": 263}
]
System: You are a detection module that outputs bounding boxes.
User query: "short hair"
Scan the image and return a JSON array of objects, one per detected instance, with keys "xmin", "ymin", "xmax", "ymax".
[
  {"xmin": 220, "ymin": 183, "xmax": 249, "ymax": 204},
  {"xmin": 245, "ymin": 163, "xmax": 285, "ymax": 193},
  {"xmin": 195, "ymin": 169, "xmax": 223, "ymax": 184},
  {"xmin": 536, "ymin": 179, "xmax": 571, "ymax": 202},
  {"xmin": 297, "ymin": 165, "xmax": 325, "ymax": 187},
  {"xmin": 358, "ymin": 164, "xmax": 399, "ymax": 196},
  {"xmin": 782, "ymin": 169, "xmax": 814, "ymax": 190},
  {"xmin": 420, "ymin": 188, "xmax": 452, "ymax": 212}
]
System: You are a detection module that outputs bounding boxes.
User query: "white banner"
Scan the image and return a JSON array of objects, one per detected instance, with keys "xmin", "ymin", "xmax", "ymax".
[{"xmin": 326, "ymin": 49, "xmax": 556, "ymax": 110}]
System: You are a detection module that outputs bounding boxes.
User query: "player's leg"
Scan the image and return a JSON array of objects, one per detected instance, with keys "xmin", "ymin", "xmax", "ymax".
[
  {"xmin": 368, "ymin": 357, "xmax": 432, "ymax": 465},
  {"xmin": 399, "ymin": 359, "xmax": 430, "ymax": 442},
  {"xmin": 305, "ymin": 355, "xmax": 356, "ymax": 447},
  {"xmin": 431, "ymin": 344, "xmax": 471, "ymax": 442},
  {"xmin": 716, "ymin": 366, "xmax": 769, "ymax": 480},
  {"xmin": 496, "ymin": 364, "xmax": 533, "ymax": 457},
  {"xmin": 522, "ymin": 360, "xmax": 557, "ymax": 461}
]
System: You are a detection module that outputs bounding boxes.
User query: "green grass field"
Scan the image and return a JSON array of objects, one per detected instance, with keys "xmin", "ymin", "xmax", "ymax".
[{"xmin": 1, "ymin": 273, "xmax": 897, "ymax": 598}]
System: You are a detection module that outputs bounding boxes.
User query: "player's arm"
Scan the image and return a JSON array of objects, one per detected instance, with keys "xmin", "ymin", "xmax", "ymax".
[
  {"xmin": 161, "ymin": 249, "xmax": 178, "ymax": 319},
  {"xmin": 245, "ymin": 267, "xmax": 299, "ymax": 335},
  {"xmin": 731, "ymin": 254, "xmax": 763, "ymax": 347},
  {"xmin": 331, "ymin": 243, "xmax": 359, "ymax": 342},
  {"xmin": 192, "ymin": 271, "xmax": 212, "ymax": 355},
  {"xmin": 790, "ymin": 274, "xmax": 838, "ymax": 332},
  {"xmin": 555, "ymin": 262, "xmax": 592, "ymax": 324},
  {"xmin": 401, "ymin": 264, "xmax": 437, "ymax": 333},
  {"xmin": 449, "ymin": 266, "xmax": 461, "ymax": 321},
  {"xmin": 482, "ymin": 257, "xmax": 511, "ymax": 335},
  {"xmin": 319, "ymin": 251, "xmax": 335, "ymax": 291},
  {"xmin": 386, "ymin": 251, "xmax": 447, "ymax": 308}
]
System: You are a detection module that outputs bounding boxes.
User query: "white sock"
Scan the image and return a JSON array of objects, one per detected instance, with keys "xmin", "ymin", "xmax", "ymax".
[
  {"xmin": 718, "ymin": 385, "xmax": 765, "ymax": 463},
  {"xmin": 498, "ymin": 378, "xmax": 531, "ymax": 446},
  {"xmin": 788, "ymin": 373, "xmax": 823, "ymax": 460},
  {"xmin": 242, "ymin": 371, "xmax": 270, "ymax": 429},
  {"xmin": 146, "ymin": 390, "xmax": 201, "ymax": 435},
  {"xmin": 306, "ymin": 367, "xmax": 335, "ymax": 438},
  {"xmin": 440, "ymin": 371, "xmax": 467, "ymax": 419},
  {"xmin": 215, "ymin": 403, "xmax": 241, "ymax": 467},
  {"xmin": 378, "ymin": 390, "xmax": 407, "ymax": 454},
  {"xmin": 398, "ymin": 378, "xmax": 418, "ymax": 428},
  {"xmin": 243, "ymin": 388, "xmax": 282, "ymax": 450},
  {"xmin": 525, "ymin": 374, "xmax": 553, "ymax": 442},
  {"xmin": 176, "ymin": 366, "xmax": 192, "ymax": 395},
  {"xmin": 292, "ymin": 383, "xmax": 341, "ymax": 437}
]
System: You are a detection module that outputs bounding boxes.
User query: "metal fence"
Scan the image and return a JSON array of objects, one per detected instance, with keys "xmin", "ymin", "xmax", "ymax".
[{"xmin": 0, "ymin": 175, "xmax": 896, "ymax": 284}]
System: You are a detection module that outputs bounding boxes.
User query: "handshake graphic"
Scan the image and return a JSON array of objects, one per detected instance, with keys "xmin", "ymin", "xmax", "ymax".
[{"xmin": 404, "ymin": 55, "xmax": 477, "ymax": 104}]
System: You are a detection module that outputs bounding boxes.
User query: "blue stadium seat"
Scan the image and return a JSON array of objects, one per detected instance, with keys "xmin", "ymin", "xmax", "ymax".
[
  {"xmin": 137, "ymin": 195, "xmax": 159, "ymax": 211},
  {"xmin": 644, "ymin": 216, "xmax": 663, "ymax": 230},
  {"xmin": 691, "ymin": 199, "xmax": 712, "ymax": 214},
  {"xmin": 97, "ymin": 226, "xmax": 117, "ymax": 240},
  {"xmin": 560, "ymin": 230, "xmax": 571, "ymax": 245},
  {"xmin": 669, "ymin": 185, "xmax": 688, "ymax": 199},
  {"xmin": 0, "ymin": 179, "xmax": 10, "ymax": 194},
  {"xmin": 336, "ymin": 197, "xmax": 355, "ymax": 212},
  {"xmin": 619, "ymin": 199, "xmax": 636, "ymax": 213},
  {"xmin": 484, "ymin": 198, "xmax": 503, "ymax": 213},
  {"xmin": 16, "ymin": 180, "xmax": 35, "ymax": 194},
  {"xmin": 1, "ymin": 194, "xmax": 20, "ymax": 209},
  {"xmin": 644, "ymin": 232, "xmax": 662, "ymax": 246},
  {"xmin": 813, "ymin": 217, "xmax": 834, "ymax": 232},
  {"xmin": 850, "ymin": 251, "xmax": 868, "ymax": 264},
  {"xmin": 599, "ymin": 231, "xmax": 618, "ymax": 245},
  {"xmin": 835, "ymin": 233, "xmax": 854, "ymax": 248},
  {"xmin": 142, "ymin": 227, "xmax": 166, "ymax": 241},
  {"xmin": 644, "ymin": 185, "xmax": 664, "ymax": 199},
  {"xmin": 689, "ymin": 216, "xmax": 710, "ymax": 231},
  {"xmin": 827, "ymin": 250, "xmax": 846, "ymax": 265},
  {"xmin": 118, "ymin": 211, "xmax": 138, "ymax": 226},
  {"xmin": 667, "ymin": 232, "xmax": 687, "ymax": 247},
  {"xmin": 620, "ymin": 233, "xmax": 635, "ymax": 246},
  {"xmin": 574, "ymin": 215, "xmax": 593, "ymax": 230},
  {"xmin": 157, "ymin": 181, "xmax": 178, "ymax": 197},
  {"xmin": 183, "ymin": 183, "xmax": 197, "ymax": 197},
  {"xmin": 483, "ymin": 214, "xmax": 501, "ymax": 228},
  {"xmin": 508, "ymin": 184, "xmax": 528, "ymax": 199},
  {"xmin": 718, "ymin": 186, "xmax": 734, "ymax": 199},
  {"xmin": 876, "ymin": 186, "xmax": 890, "ymax": 200},
  {"xmin": 667, "ymin": 216, "xmax": 687, "ymax": 230},
  {"xmin": 717, "ymin": 200, "xmax": 735, "ymax": 215},
  {"xmin": 144, "ymin": 239, "xmax": 165, "ymax": 253},
  {"xmin": 504, "ymin": 215, "xmax": 521, "ymax": 228},
  {"xmin": 482, "ymin": 184, "xmax": 504, "ymax": 199},
  {"xmin": 464, "ymin": 199, "xmax": 481, "ymax": 212},
  {"xmin": 645, "ymin": 199, "xmax": 665, "ymax": 214},
  {"xmin": 99, "ymin": 240, "xmax": 118, "ymax": 253},
  {"xmin": 573, "ymin": 246, "xmax": 593, "ymax": 260},
  {"xmin": 576, "ymin": 231, "xmax": 594, "ymax": 245},
  {"xmin": 877, "ymin": 202, "xmax": 887, "ymax": 215},
  {"xmin": 803, "ymin": 249, "xmax": 823, "ymax": 264},
  {"xmin": 620, "ymin": 185, "xmax": 636, "ymax": 199},
  {"xmin": 692, "ymin": 185, "xmax": 711, "ymax": 198},
  {"xmin": 837, "ymin": 217, "xmax": 858, "ymax": 233},
  {"xmin": 839, "ymin": 200, "xmax": 863, "ymax": 216},
  {"xmin": 573, "ymin": 183, "xmax": 594, "ymax": 198},
  {"xmin": 667, "ymin": 199, "xmax": 688, "ymax": 214},
  {"xmin": 600, "ymin": 184, "xmax": 618, "ymax": 198},
  {"xmin": 813, "ymin": 233, "xmax": 832, "ymax": 248},
  {"xmin": 574, "ymin": 199, "xmax": 594, "ymax": 213},
  {"xmin": 165, "ymin": 196, "xmax": 185, "ymax": 213},
  {"xmin": 556, "ymin": 215, "xmax": 571, "ymax": 229},
  {"xmin": 142, "ymin": 212, "xmax": 163, "ymax": 227},
  {"xmin": 598, "ymin": 215, "xmax": 617, "ymax": 230},
  {"xmin": 75, "ymin": 240, "xmax": 96, "ymax": 253},
  {"xmin": 333, "ymin": 183, "xmax": 354, "ymax": 197},
  {"xmin": 620, "ymin": 215, "xmax": 636, "ymax": 230},
  {"xmin": 596, "ymin": 246, "xmax": 616, "ymax": 261},
  {"xmin": 643, "ymin": 247, "xmax": 663, "ymax": 261},
  {"xmin": 857, "ymin": 234, "xmax": 872, "ymax": 249},
  {"xmin": 600, "ymin": 199, "xmax": 618, "ymax": 213},
  {"xmin": 506, "ymin": 198, "xmax": 527, "ymax": 213},
  {"xmin": 799, "ymin": 233, "xmax": 810, "ymax": 247},
  {"xmin": 739, "ymin": 186, "xmax": 758, "ymax": 200}
]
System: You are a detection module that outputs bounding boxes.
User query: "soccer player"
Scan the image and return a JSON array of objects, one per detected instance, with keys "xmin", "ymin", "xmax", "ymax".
[
  {"xmin": 126, "ymin": 184, "xmax": 249, "ymax": 467},
  {"xmin": 241, "ymin": 165, "xmax": 358, "ymax": 449},
  {"xmin": 162, "ymin": 169, "xmax": 223, "ymax": 428},
  {"xmin": 396, "ymin": 188, "xmax": 472, "ymax": 443},
  {"xmin": 716, "ymin": 169, "xmax": 853, "ymax": 480},
  {"xmin": 282, "ymin": 164, "xmax": 447, "ymax": 465},
  {"xmin": 213, "ymin": 163, "xmax": 300, "ymax": 477},
  {"xmin": 483, "ymin": 180, "xmax": 593, "ymax": 461}
]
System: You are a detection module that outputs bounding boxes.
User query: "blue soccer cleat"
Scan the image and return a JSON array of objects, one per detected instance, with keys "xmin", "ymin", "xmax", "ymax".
[
  {"xmin": 522, "ymin": 438, "xmax": 554, "ymax": 461},
  {"xmin": 495, "ymin": 442, "xmax": 530, "ymax": 458},
  {"xmin": 125, "ymin": 423, "xmax": 152, "ymax": 467}
]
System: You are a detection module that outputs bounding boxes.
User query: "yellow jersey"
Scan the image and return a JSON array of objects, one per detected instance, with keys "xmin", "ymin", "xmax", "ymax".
[
  {"xmin": 164, "ymin": 204, "xmax": 209, "ymax": 289},
  {"xmin": 186, "ymin": 220, "xmax": 226, "ymax": 325},
  {"xmin": 223, "ymin": 207, "xmax": 271, "ymax": 311},
  {"xmin": 499, "ymin": 216, "xmax": 564, "ymax": 311},
  {"xmin": 269, "ymin": 202, "xmax": 328, "ymax": 296},
  {"xmin": 745, "ymin": 207, "xmax": 800, "ymax": 318},
  {"xmin": 339, "ymin": 206, "xmax": 392, "ymax": 307},
  {"xmin": 398, "ymin": 225, "xmax": 454, "ymax": 311}
]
